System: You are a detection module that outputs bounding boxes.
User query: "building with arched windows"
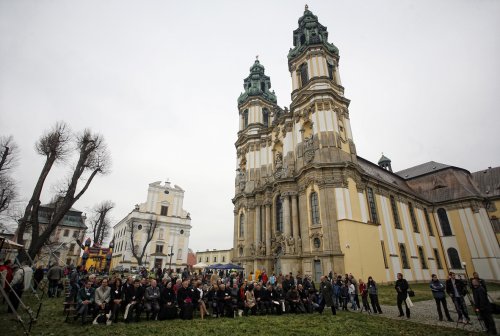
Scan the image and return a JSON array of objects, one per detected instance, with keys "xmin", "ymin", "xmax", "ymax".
[
  {"xmin": 232, "ymin": 6, "xmax": 500, "ymax": 283},
  {"xmin": 111, "ymin": 181, "xmax": 192, "ymax": 272}
]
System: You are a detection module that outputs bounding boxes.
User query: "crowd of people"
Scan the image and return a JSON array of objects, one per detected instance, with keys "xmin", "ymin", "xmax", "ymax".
[
  {"xmin": 0, "ymin": 260, "xmax": 497, "ymax": 334},
  {"xmin": 62, "ymin": 267, "xmax": 386, "ymax": 325}
]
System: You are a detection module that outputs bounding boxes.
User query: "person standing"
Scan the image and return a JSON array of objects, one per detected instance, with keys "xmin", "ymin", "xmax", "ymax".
[
  {"xmin": 318, "ymin": 276, "xmax": 336, "ymax": 315},
  {"xmin": 395, "ymin": 273, "xmax": 410, "ymax": 318},
  {"xmin": 46, "ymin": 263, "xmax": 63, "ymax": 298},
  {"xmin": 367, "ymin": 276, "xmax": 382, "ymax": 314},
  {"xmin": 33, "ymin": 265, "xmax": 44, "ymax": 291},
  {"xmin": 472, "ymin": 278, "xmax": 497, "ymax": 335},
  {"xmin": 430, "ymin": 274, "xmax": 453, "ymax": 322},
  {"xmin": 445, "ymin": 272, "xmax": 470, "ymax": 324},
  {"xmin": 7, "ymin": 264, "xmax": 24, "ymax": 313}
]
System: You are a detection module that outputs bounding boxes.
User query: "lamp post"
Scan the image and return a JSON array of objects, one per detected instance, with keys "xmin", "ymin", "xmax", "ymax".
[{"xmin": 167, "ymin": 246, "xmax": 174, "ymax": 273}]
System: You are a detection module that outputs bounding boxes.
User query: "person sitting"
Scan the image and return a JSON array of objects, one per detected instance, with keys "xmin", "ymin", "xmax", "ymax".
[
  {"xmin": 216, "ymin": 283, "xmax": 232, "ymax": 317},
  {"xmin": 286, "ymin": 285, "xmax": 302, "ymax": 314},
  {"xmin": 94, "ymin": 278, "xmax": 111, "ymax": 321},
  {"xmin": 297, "ymin": 284, "xmax": 310, "ymax": 313},
  {"xmin": 144, "ymin": 279, "xmax": 161, "ymax": 320},
  {"xmin": 124, "ymin": 279, "xmax": 145, "ymax": 323},
  {"xmin": 75, "ymin": 280, "xmax": 95, "ymax": 325},
  {"xmin": 244, "ymin": 284, "xmax": 257, "ymax": 316},
  {"xmin": 110, "ymin": 277, "xmax": 123, "ymax": 323},
  {"xmin": 177, "ymin": 279, "xmax": 195, "ymax": 320},
  {"xmin": 159, "ymin": 281, "xmax": 177, "ymax": 320}
]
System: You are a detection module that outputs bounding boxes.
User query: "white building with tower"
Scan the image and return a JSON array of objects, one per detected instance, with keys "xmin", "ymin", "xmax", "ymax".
[{"xmin": 111, "ymin": 181, "xmax": 192, "ymax": 272}]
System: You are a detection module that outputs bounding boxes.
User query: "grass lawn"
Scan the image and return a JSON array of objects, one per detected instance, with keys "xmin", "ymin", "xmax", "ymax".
[{"xmin": 0, "ymin": 292, "xmax": 483, "ymax": 336}]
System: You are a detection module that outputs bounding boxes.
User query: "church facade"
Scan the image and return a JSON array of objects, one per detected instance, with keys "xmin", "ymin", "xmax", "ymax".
[{"xmin": 232, "ymin": 7, "xmax": 500, "ymax": 283}]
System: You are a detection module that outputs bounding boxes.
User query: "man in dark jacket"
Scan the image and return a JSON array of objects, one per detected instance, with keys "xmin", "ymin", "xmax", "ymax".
[
  {"xmin": 75, "ymin": 280, "xmax": 95, "ymax": 324},
  {"xmin": 395, "ymin": 273, "xmax": 410, "ymax": 318},
  {"xmin": 430, "ymin": 274, "xmax": 453, "ymax": 321},
  {"xmin": 177, "ymin": 279, "xmax": 195, "ymax": 319},
  {"xmin": 445, "ymin": 272, "xmax": 470, "ymax": 324},
  {"xmin": 472, "ymin": 278, "xmax": 497, "ymax": 335},
  {"xmin": 46, "ymin": 264, "xmax": 63, "ymax": 298},
  {"xmin": 124, "ymin": 279, "xmax": 145, "ymax": 322},
  {"xmin": 319, "ymin": 275, "xmax": 336, "ymax": 315}
]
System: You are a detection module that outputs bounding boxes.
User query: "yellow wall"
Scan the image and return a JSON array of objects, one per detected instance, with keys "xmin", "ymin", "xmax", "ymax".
[{"xmin": 338, "ymin": 219, "xmax": 386, "ymax": 281}]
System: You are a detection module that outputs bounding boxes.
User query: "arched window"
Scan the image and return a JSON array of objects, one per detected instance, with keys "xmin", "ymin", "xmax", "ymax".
[
  {"xmin": 437, "ymin": 208, "xmax": 452, "ymax": 236},
  {"xmin": 276, "ymin": 197, "xmax": 283, "ymax": 232},
  {"xmin": 260, "ymin": 82, "xmax": 265, "ymax": 92},
  {"xmin": 262, "ymin": 108, "xmax": 269, "ymax": 127},
  {"xmin": 239, "ymin": 213, "xmax": 245, "ymax": 238},
  {"xmin": 447, "ymin": 248, "xmax": 462, "ymax": 269},
  {"xmin": 310, "ymin": 192, "xmax": 320, "ymax": 225},
  {"xmin": 299, "ymin": 63, "xmax": 309, "ymax": 87},
  {"xmin": 327, "ymin": 62, "xmax": 334, "ymax": 80},
  {"xmin": 243, "ymin": 110, "xmax": 248, "ymax": 128}
]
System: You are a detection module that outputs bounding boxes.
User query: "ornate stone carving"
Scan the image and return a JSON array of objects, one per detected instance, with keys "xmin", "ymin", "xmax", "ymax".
[
  {"xmin": 249, "ymin": 242, "xmax": 256, "ymax": 256},
  {"xmin": 274, "ymin": 152, "xmax": 287, "ymax": 179},
  {"xmin": 309, "ymin": 231, "xmax": 323, "ymax": 239},
  {"xmin": 271, "ymin": 232, "xmax": 286, "ymax": 255},
  {"xmin": 258, "ymin": 241, "xmax": 266, "ymax": 256},
  {"xmin": 237, "ymin": 169, "xmax": 246, "ymax": 192},
  {"xmin": 287, "ymin": 235, "xmax": 296, "ymax": 254},
  {"xmin": 304, "ymin": 135, "xmax": 315, "ymax": 163},
  {"xmin": 297, "ymin": 237, "xmax": 302, "ymax": 254}
]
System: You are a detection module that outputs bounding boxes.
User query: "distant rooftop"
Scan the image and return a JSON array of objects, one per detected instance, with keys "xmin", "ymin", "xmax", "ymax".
[
  {"xmin": 472, "ymin": 166, "xmax": 500, "ymax": 197},
  {"xmin": 396, "ymin": 161, "xmax": 451, "ymax": 180}
]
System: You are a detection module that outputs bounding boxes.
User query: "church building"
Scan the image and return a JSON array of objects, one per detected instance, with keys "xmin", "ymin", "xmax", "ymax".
[{"xmin": 232, "ymin": 6, "xmax": 500, "ymax": 283}]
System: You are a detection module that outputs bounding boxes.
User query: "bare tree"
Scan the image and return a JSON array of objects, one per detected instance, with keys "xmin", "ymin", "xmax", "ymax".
[
  {"xmin": 128, "ymin": 218, "xmax": 158, "ymax": 266},
  {"xmin": 17, "ymin": 124, "xmax": 111, "ymax": 261},
  {"xmin": 0, "ymin": 135, "xmax": 18, "ymax": 214},
  {"xmin": 89, "ymin": 200, "xmax": 114, "ymax": 247}
]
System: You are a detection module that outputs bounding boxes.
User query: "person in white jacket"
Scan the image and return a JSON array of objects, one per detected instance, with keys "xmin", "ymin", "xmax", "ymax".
[{"xmin": 348, "ymin": 281, "xmax": 358, "ymax": 311}]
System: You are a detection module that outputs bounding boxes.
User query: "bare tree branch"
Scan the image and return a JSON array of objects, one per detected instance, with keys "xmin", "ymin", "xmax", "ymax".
[
  {"xmin": 0, "ymin": 136, "xmax": 18, "ymax": 214},
  {"xmin": 16, "ymin": 124, "xmax": 111, "ymax": 262},
  {"xmin": 89, "ymin": 200, "xmax": 114, "ymax": 246},
  {"xmin": 128, "ymin": 217, "xmax": 158, "ymax": 266}
]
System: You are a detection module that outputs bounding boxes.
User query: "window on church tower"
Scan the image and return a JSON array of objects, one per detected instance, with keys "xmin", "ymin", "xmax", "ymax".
[
  {"xmin": 243, "ymin": 110, "xmax": 248, "ymax": 128},
  {"xmin": 310, "ymin": 192, "xmax": 320, "ymax": 225},
  {"xmin": 261, "ymin": 82, "xmax": 265, "ymax": 92},
  {"xmin": 437, "ymin": 208, "xmax": 452, "ymax": 236},
  {"xmin": 408, "ymin": 202, "xmax": 419, "ymax": 233},
  {"xmin": 327, "ymin": 62, "xmax": 334, "ymax": 80},
  {"xmin": 390, "ymin": 195, "xmax": 401, "ymax": 229},
  {"xmin": 239, "ymin": 213, "xmax": 245, "ymax": 238},
  {"xmin": 299, "ymin": 63, "xmax": 309, "ymax": 87},
  {"xmin": 366, "ymin": 187, "xmax": 379, "ymax": 224},
  {"xmin": 276, "ymin": 197, "xmax": 283, "ymax": 232},
  {"xmin": 399, "ymin": 243, "xmax": 410, "ymax": 269},
  {"xmin": 262, "ymin": 108, "xmax": 269, "ymax": 127}
]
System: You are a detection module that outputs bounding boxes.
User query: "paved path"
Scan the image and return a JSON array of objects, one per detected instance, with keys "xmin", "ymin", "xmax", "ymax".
[{"xmin": 374, "ymin": 290, "xmax": 500, "ymax": 333}]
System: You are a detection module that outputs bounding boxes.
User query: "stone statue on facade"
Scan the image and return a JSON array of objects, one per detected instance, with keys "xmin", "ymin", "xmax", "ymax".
[
  {"xmin": 287, "ymin": 236, "xmax": 296, "ymax": 254},
  {"xmin": 274, "ymin": 152, "xmax": 286, "ymax": 179},
  {"xmin": 304, "ymin": 135, "xmax": 315, "ymax": 163},
  {"xmin": 297, "ymin": 236, "xmax": 302, "ymax": 254},
  {"xmin": 237, "ymin": 169, "xmax": 246, "ymax": 192},
  {"xmin": 249, "ymin": 242, "xmax": 256, "ymax": 256},
  {"xmin": 259, "ymin": 241, "xmax": 266, "ymax": 256}
]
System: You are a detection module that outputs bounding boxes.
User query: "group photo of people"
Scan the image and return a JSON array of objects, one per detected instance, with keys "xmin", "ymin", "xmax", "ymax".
[{"xmin": 1, "ymin": 258, "xmax": 497, "ymax": 334}]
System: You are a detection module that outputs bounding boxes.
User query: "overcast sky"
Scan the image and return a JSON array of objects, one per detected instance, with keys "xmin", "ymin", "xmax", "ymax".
[{"xmin": 1, "ymin": 0, "xmax": 499, "ymax": 253}]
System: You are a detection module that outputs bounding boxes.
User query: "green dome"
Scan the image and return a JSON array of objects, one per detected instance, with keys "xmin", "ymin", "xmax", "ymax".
[
  {"xmin": 238, "ymin": 58, "xmax": 277, "ymax": 106},
  {"xmin": 288, "ymin": 6, "xmax": 339, "ymax": 61}
]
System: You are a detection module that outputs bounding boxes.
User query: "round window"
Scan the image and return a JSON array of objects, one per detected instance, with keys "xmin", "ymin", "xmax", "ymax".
[
  {"xmin": 137, "ymin": 224, "xmax": 142, "ymax": 230},
  {"xmin": 180, "ymin": 229, "xmax": 184, "ymax": 234},
  {"xmin": 313, "ymin": 238, "xmax": 321, "ymax": 249}
]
